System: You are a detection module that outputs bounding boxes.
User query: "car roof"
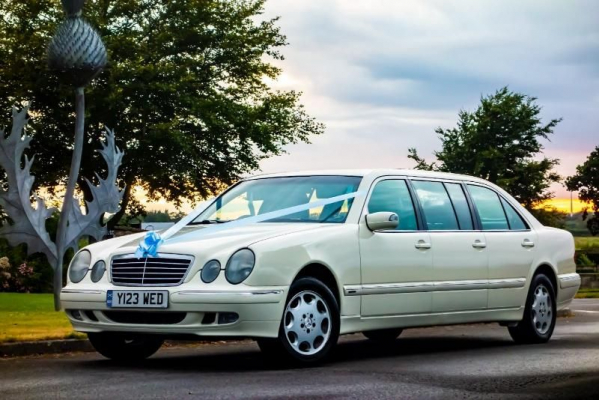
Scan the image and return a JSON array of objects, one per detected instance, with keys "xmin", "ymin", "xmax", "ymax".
[{"xmin": 245, "ymin": 169, "xmax": 489, "ymax": 184}]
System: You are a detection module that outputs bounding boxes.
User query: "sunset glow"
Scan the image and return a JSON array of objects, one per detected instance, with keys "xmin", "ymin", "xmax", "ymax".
[{"xmin": 541, "ymin": 198, "xmax": 587, "ymax": 214}]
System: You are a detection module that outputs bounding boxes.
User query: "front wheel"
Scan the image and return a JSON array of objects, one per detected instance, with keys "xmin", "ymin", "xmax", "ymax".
[
  {"xmin": 88, "ymin": 332, "xmax": 164, "ymax": 361},
  {"xmin": 508, "ymin": 273, "xmax": 556, "ymax": 344},
  {"xmin": 258, "ymin": 277, "xmax": 340, "ymax": 365}
]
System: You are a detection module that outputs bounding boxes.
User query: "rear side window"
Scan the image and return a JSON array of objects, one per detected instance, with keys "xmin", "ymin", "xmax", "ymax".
[
  {"xmin": 412, "ymin": 181, "xmax": 459, "ymax": 231},
  {"xmin": 444, "ymin": 183, "xmax": 474, "ymax": 230},
  {"xmin": 501, "ymin": 198, "xmax": 528, "ymax": 230},
  {"xmin": 467, "ymin": 185, "xmax": 509, "ymax": 230},
  {"xmin": 368, "ymin": 180, "xmax": 418, "ymax": 230}
]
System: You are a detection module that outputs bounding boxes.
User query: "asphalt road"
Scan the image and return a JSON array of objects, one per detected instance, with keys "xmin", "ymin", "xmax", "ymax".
[{"xmin": 2, "ymin": 299, "xmax": 599, "ymax": 400}]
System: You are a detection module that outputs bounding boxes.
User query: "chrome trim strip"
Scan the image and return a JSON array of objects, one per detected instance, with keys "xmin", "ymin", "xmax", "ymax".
[
  {"xmin": 61, "ymin": 289, "xmax": 104, "ymax": 295},
  {"xmin": 344, "ymin": 278, "xmax": 526, "ymax": 296},
  {"xmin": 487, "ymin": 278, "xmax": 527, "ymax": 289},
  {"xmin": 558, "ymin": 273, "xmax": 581, "ymax": 289},
  {"xmin": 434, "ymin": 280, "xmax": 488, "ymax": 291},
  {"xmin": 173, "ymin": 290, "xmax": 284, "ymax": 297},
  {"xmin": 344, "ymin": 282, "xmax": 433, "ymax": 296}
]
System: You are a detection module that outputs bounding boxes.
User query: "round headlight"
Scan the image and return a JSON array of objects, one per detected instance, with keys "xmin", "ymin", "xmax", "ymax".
[
  {"xmin": 90, "ymin": 260, "xmax": 106, "ymax": 283},
  {"xmin": 69, "ymin": 250, "xmax": 91, "ymax": 283},
  {"xmin": 201, "ymin": 260, "xmax": 221, "ymax": 283},
  {"xmin": 225, "ymin": 249, "xmax": 255, "ymax": 284}
]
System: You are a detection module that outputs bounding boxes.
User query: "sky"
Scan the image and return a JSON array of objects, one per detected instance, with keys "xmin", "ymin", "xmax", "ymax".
[{"xmin": 253, "ymin": 0, "xmax": 599, "ymax": 201}]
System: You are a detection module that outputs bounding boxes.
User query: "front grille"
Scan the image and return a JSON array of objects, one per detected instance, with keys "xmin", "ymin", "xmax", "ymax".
[
  {"xmin": 110, "ymin": 254, "xmax": 193, "ymax": 286},
  {"xmin": 103, "ymin": 311, "xmax": 187, "ymax": 325}
]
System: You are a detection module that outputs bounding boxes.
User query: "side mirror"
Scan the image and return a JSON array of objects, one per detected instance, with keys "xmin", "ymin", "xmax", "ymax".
[{"xmin": 365, "ymin": 212, "xmax": 399, "ymax": 231}]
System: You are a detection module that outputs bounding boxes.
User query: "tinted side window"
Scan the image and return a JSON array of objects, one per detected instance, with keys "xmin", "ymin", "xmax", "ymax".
[
  {"xmin": 412, "ymin": 181, "xmax": 459, "ymax": 231},
  {"xmin": 468, "ymin": 185, "xmax": 509, "ymax": 230},
  {"xmin": 368, "ymin": 180, "xmax": 417, "ymax": 230},
  {"xmin": 444, "ymin": 183, "xmax": 474, "ymax": 230},
  {"xmin": 501, "ymin": 198, "xmax": 528, "ymax": 230}
]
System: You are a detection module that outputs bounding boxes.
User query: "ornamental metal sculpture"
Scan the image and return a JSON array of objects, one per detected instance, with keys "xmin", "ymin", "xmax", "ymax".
[{"xmin": 0, "ymin": 0, "xmax": 124, "ymax": 310}]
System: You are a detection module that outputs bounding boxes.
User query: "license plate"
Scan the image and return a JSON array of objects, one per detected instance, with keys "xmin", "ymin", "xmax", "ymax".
[{"xmin": 107, "ymin": 290, "xmax": 168, "ymax": 309}]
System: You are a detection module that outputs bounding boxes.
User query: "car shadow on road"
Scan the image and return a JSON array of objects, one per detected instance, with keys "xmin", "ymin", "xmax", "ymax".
[
  {"xmin": 75, "ymin": 319, "xmax": 599, "ymax": 373},
  {"xmin": 76, "ymin": 334, "xmax": 521, "ymax": 373},
  {"xmin": 334, "ymin": 334, "xmax": 514, "ymax": 363}
]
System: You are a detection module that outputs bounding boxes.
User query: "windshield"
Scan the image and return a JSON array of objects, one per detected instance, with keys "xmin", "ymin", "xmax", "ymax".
[{"xmin": 192, "ymin": 176, "xmax": 362, "ymax": 224}]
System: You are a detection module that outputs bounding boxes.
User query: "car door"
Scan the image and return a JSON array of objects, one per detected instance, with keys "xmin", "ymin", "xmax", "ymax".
[
  {"xmin": 466, "ymin": 184, "xmax": 536, "ymax": 309},
  {"xmin": 358, "ymin": 178, "xmax": 433, "ymax": 317},
  {"xmin": 411, "ymin": 180, "xmax": 489, "ymax": 313}
]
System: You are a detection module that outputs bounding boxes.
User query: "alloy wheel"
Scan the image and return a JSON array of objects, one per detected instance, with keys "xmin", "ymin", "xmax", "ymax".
[
  {"xmin": 283, "ymin": 290, "xmax": 331, "ymax": 356},
  {"xmin": 532, "ymin": 284, "xmax": 552, "ymax": 335}
]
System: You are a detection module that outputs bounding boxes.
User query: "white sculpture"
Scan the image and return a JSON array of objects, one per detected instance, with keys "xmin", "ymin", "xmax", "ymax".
[{"xmin": 0, "ymin": 0, "xmax": 124, "ymax": 310}]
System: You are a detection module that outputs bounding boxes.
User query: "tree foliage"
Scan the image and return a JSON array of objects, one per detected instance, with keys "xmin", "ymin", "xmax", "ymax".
[
  {"xmin": 528, "ymin": 207, "xmax": 565, "ymax": 229},
  {"xmin": 0, "ymin": 0, "xmax": 323, "ymax": 227},
  {"xmin": 566, "ymin": 146, "xmax": 599, "ymax": 236},
  {"xmin": 408, "ymin": 87, "xmax": 561, "ymax": 210}
]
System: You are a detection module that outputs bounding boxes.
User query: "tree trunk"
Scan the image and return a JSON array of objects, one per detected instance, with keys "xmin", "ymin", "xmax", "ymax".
[
  {"xmin": 107, "ymin": 181, "xmax": 132, "ymax": 231},
  {"xmin": 54, "ymin": 87, "xmax": 86, "ymax": 311}
]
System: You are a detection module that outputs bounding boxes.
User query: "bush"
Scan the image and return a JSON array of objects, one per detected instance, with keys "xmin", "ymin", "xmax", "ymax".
[
  {"xmin": 530, "ymin": 207, "xmax": 566, "ymax": 229},
  {"xmin": 576, "ymin": 252, "xmax": 596, "ymax": 269},
  {"xmin": 0, "ymin": 257, "xmax": 40, "ymax": 293},
  {"xmin": 0, "ymin": 241, "xmax": 54, "ymax": 293},
  {"xmin": 0, "ymin": 257, "xmax": 10, "ymax": 291}
]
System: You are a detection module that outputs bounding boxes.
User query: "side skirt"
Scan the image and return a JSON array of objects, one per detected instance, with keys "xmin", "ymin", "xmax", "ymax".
[{"xmin": 339, "ymin": 307, "xmax": 524, "ymax": 335}]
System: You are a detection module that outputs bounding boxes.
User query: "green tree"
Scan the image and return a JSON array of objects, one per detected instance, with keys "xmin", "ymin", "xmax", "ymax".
[
  {"xmin": 409, "ymin": 87, "xmax": 562, "ymax": 213},
  {"xmin": 143, "ymin": 210, "xmax": 174, "ymax": 223},
  {"xmin": 566, "ymin": 147, "xmax": 599, "ymax": 236},
  {"xmin": 0, "ymin": 0, "xmax": 323, "ymax": 227}
]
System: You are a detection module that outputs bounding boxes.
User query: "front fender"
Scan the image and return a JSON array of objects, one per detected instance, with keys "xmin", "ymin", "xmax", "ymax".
[{"xmin": 246, "ymin": 224, "xmax": 361, "ymax": 315}]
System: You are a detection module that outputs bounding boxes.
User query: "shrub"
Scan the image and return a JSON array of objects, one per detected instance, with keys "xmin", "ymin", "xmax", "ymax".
[
  {"xmin": 0, "ymin": 257, "xmax": 11, "ymax": 290},
  {"xmin": 0, "ymin": 241, "xmax": 54, "ymax": 293},
  {"xmin": 576, "ymin": 252, "xmax": 596, "ymax": 269}
]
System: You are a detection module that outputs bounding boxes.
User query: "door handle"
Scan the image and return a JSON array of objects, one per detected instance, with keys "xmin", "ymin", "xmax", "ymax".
[
  {"xmin": 472, "ymin": 240, "xmax": 487, "ymax": 249},
  {"xmin": 521, "ymin": 239, "xmax": 535, "ymax": 248},
  {"xmin": 415, "ymin": 240, "xmax": 431, "ymax": 250}
]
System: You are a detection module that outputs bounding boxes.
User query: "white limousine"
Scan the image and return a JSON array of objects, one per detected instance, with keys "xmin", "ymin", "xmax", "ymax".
[{"xmin": 62, "ymin": 170, "xmax": 581, "ymax": 364}]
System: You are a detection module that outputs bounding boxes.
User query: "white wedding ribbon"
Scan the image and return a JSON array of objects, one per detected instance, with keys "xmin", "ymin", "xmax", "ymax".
[{"xmin": 136, "ymin": 190, "xmax": 366, "ymax": 257}]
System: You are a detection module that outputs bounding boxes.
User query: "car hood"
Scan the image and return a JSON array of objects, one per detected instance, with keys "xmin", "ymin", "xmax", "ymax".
[{"xmin": 87, "ymin": 223, "xmax": 338, "ymax": 260}]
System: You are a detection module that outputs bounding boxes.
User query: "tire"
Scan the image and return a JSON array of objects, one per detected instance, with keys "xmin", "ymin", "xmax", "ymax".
[
  {"xmin": 257, "ymin": 277, "xmax": 340, "ymax": 365},
  {"xmin": 88, "ymin": 332, "xmax": 164, "ymax": 361},
  {"xmin": 508, "ymin": 273, "xmax": 556, "ymax": 344},
  {"xmin": 363, "ymin": 328, "xmax": 403, "ymax": 343}
]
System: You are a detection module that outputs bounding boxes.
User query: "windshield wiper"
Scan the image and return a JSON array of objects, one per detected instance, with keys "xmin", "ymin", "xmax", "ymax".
[{"xmin": 189, "ymin": 219, "xmax": 229, "ymax": 225}]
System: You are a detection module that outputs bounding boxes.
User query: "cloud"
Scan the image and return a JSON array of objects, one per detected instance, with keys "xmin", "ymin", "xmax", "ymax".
[{"xmin": 259, "ymin": 0, "xmax": 599, "ymax": 198}]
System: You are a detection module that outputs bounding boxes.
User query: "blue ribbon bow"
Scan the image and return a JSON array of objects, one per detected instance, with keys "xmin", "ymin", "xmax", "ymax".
[{"xmin": 135, "ymin": 231, "xmax": 164, "ymax": 258}]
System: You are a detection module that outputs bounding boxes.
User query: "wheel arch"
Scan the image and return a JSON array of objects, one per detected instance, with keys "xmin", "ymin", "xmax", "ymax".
[
  {"xmin": 293, "ymin": 262, "xmax": 341, "ymax": 307},
  {"xmin": 533, "ymin": 263, "xmax": 558, "ymax": 296}
]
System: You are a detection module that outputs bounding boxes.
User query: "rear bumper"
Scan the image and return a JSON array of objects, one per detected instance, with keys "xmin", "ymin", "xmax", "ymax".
[
  {"xmin": 557, "ymin": 273, "xmax": 581, "ymax": 310},
  {"xmin": 61, "ymin": 286, "xmax": 287, "ymax": 339},
  {"xmin": 558, "ymin": 273, "xmax": 581, "ymax": 290}
]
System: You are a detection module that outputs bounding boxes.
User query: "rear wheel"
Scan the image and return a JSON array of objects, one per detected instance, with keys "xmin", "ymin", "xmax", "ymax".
[
  {"xmin": 257, "ymin": 277, "xmax": 340, "ymax": 365},
  {"xmin": 508, "ymin": 273, "xmax": 556, "ymax": 344},
  {"xmin": 363, "ymin": 328, "xmax": 403, "ymax": 343},
  {"xmin": 88, "ymin": 332, "xmax": 164, "ymax": 361}
]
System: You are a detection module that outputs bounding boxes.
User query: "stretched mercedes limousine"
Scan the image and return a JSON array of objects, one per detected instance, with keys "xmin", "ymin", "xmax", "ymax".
[{"xmin": 62, "ymin": 169, "xmax": 580, "ymax": 364}]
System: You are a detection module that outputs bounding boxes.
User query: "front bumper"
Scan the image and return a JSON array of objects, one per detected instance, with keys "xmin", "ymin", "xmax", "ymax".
[{"xmin": 61, "ymin": 285, "xmax": 287, "ymax": 339}]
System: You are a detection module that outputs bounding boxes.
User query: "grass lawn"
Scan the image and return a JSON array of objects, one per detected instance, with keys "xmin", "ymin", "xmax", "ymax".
[
  {"xmin": 0, "ymin": 293, "xmax": 85, "ymax": 344},
  {"xmin": 574, "ymin": 236, "xmax": 599, "ymax": 252},
  {"xmin": 576, "ymin": 289, "xmax": 599, "ymax": 299}
]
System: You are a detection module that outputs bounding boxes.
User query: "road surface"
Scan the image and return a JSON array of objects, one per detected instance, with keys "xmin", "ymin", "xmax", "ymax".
[{"xmin": 1, "ymin": 299, "xmax": 599, "ymax": 399}]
